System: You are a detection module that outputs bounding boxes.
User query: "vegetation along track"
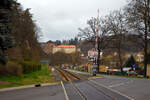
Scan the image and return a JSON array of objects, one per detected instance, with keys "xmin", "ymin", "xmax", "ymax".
[{"xmin": 55, "ymin": 67, "xmax": 87, "ymax": 100}]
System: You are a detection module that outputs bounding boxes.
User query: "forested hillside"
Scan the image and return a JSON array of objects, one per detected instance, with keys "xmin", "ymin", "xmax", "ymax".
[
  {"xmin": 3, "ymin": 1, "xmax": 46, "ymax": 62},
  {"xmin": 0, "ymin": 0, "xmax": 47, "ymax": 76}
]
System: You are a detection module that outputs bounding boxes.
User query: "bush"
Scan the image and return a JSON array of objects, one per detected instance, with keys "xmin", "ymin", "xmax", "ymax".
[
  {"xmin": 20, "ymin": 61, "xmax": 41, "ymax": 74},
  {"xmin": 0, "ymin": 61, "xmax": 22, "ymax": 76},
  {"xmin": 0, "ymin": 64, "xmax": 6, "ymax": 75},
  {"xmin": 6, "ymin": 61, "xmax": 23, "ymax": 76},
  {"xmin": 0, "ymin": 60, "xmax": 41, "ymax": 76}
]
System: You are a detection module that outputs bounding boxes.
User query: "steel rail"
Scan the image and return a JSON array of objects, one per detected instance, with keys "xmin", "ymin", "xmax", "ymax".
[
  {"xmin": 55, "ymin": 67, "xmax": 87, "ymax": 100},
  {"xmin": 65, "ymin": 70, "xmax": 118, "ymax": 100},
  {"xmin": 86, "ymin": 81, "xmax": 116, "ymax": 100}
]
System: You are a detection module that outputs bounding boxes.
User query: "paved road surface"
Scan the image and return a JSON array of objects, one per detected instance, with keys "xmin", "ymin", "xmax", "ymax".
[
  {"xmin": 91, "ymin": 75, "xmax": 150, "ymax": 100},
  {"xmin": 0, "ymin": 85, "xmax": 66, "ymax": 100},
  {"xmin": 1, "ymin": 70, "xmax": 150, "ymax": 100},
  {"xmin": 63, "ymin": 82, "xmax": 83, "ymax": 100},
  {"xmin": 68, "ymin": 70, "xmax": 150, "ymax": 100}
]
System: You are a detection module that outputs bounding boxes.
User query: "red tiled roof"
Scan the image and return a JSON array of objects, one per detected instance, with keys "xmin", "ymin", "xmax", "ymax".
[
  {"xmin": 138, "ymin": 51, "xmax": 144, "ymax": 55},
  {"xmin": 56, "ymin": 45, "xmax": 76, "ymax": 48}
]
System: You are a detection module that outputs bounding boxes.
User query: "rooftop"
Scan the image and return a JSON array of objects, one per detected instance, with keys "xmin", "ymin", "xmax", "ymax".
[{"xmin": 56, "ymin": 45, "xmax": 76, "ymax": 48}]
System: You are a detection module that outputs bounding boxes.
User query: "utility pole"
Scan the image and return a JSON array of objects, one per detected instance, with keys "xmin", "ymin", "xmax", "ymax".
[{"xmin": 96, "ymin": 9, "xmax": 100, "ymax": 73}]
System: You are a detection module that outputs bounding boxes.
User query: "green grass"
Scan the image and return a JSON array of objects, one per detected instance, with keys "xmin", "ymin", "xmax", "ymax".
[{"xmin": 0, "ymin": 64, "xmax": 55, "ymax": 89}]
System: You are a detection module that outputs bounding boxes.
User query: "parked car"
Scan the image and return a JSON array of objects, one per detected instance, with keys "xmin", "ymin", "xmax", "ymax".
[{"xmin": 127, "ymin": 71, "xmax": 137, "ymax": 75}]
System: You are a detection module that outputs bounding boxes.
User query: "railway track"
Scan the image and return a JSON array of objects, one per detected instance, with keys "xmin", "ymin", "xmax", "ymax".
[
  {"xmin": 54, "ymin": 67, "xmax": 87, "ymax": 99},
  {"xmin": 54, "ymin": 67, "xmax": 126, "ymax": 100}
]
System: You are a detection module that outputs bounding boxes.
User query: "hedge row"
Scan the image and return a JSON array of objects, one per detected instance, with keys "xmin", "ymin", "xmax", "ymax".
[
  {"xmin": 0, "ymin": 61, "xmax": 41, "ymax": 76},
  {"xmin": 20, "ymin": 61, "xmax": 41, "ymax": 74},
  {"xmin": 0, "ymin": 61, "xmax": 22, "ymax": 76}
]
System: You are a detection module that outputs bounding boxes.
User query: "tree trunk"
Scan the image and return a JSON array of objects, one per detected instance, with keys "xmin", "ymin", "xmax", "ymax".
[
  {"xmin": 97, "ymin": 48, "xmax": 101, "ymax": 73},
  {"xmin": 118, "ymin": 47, "xmax": 123, "ymax": 73},
  {"xmin": 148, "ymin": 0, "xmax": 150, "ymax": 32},
  {"xmin": 143, "ymin": 0, "xmax": 149, "ymax": 77},
  {"xmin": 144, "ymin": 18, "xmax": 148, "ymax": 77},
  {"xmin": 144, "ymin": 41, "xmax": 148, "ymax": 77},
  {"xmin": 117, "ymin": 36, "xmax": 123, "ymax": 73},
  {"xmin": 97, "ymin": 37, "xmax": 101, "ymax": 73}
]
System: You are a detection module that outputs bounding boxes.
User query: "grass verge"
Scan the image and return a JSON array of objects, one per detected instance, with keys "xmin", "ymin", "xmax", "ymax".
[
  {"xmin": 0, "ymin": 64, "xmax": 56, "ymax": 89},
  {"xmin": 73, "ymin": 69, "xmax": 150, "ymax": 79}
]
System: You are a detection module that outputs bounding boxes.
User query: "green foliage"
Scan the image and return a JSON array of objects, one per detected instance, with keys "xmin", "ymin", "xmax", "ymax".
[
  {"xmin": 0, "ymin": 60, "xmax": 41, "ymax": 76},
  {"xmin": 0, "ymin": 0, "xmax": 44, "ymax": 65},
  {"xmin": 5, "ymin": 1, "xmax": 46, "ymax": 62},
  {"xmin": 0, "ymin": 61, "xmax": 22, "ymax": 76},
  {"xmin": 20, "ymin": 61, "xmax": 41, "ymax": 74},
  {"xmin": 0, "ymin": 0, "xmax": 16, "ymax": 65},
  {"xmin": 61, "ymin": 37, "xmax": 78, "ymax": 45},
  {"xmin": 55, "ymin": 40, "xmax": 61, "ymax": 45},
  {"xmin": 50, "ymin": 52, "xmax": 82, "ymax": 65},
  {"xmin": 0, "ymin": 64, "xmax": 54, "ymax": 89},
  {"xmin": 0, "ymin": 63, "xmax": 5, "ymax": 75},
  {"xmin": 6, "ymin": 61, "xmax": 22, "ymax": 76},
  {"xmin": 0, "ymin": 54, "xmax": 8, "ymax": 65},
  {"xmin": 124, "ymin": 55, "xmax": 137, "ymax": 69}
]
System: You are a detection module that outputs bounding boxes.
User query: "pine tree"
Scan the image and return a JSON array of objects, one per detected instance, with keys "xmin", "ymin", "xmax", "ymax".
[
  {"xmin": 125, "ymin": 55, "xmax": 136, "ymax": 69},
  {"xmin": 0, "ymin": 0, "xmax": 15, "ymax": 65}
]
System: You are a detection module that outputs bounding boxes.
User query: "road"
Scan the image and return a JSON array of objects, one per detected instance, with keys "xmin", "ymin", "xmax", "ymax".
[
  {"xmin": 0, "ymin": 85, "xmax": 66, "ymax": 100},
  {"xmin": 91, "ymin": 75, "xmax": 150, "ymax": 100},
  {"xmin": 55, "ymin": 68, "xmax": 131, "ymax": 100},
  {"xmin": 0, "ymin": 69, "xmax": 150, "ymax": 100},
  {"xmin": 68, "ymin": 70, "xmax": 150, "ymax": 100},
  {"xmin": 63, "ymin": 80, "xmax": 130, "ymax": 100}
]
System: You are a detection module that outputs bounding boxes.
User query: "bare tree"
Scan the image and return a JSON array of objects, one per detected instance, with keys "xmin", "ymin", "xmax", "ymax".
[
  {"xmin": 78, "ymin": 16, "xmax": 111, "ymax": 71},
  {"xmin": 104, "ymin": 10, "xmax": 128, "ymax": 72},
  {"xmin": 125, "ymin": 0, "xmax": 150, "ymax": 77}
]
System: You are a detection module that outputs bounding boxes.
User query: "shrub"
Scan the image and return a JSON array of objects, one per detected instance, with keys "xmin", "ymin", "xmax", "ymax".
[
  {"xmin": 20, "ymin": 61, "xmax": 41, "ymax": 74},
  {"xmin": 0, "ymin": 60, "xmax": 41, "ymax": 76},
  {"xmin": 0, "ymin": 64, "xmax": 6, "ymax": 75},
  {"xmin": 6, "ymin": 61, "xmax": 23, "ymax": 76}
]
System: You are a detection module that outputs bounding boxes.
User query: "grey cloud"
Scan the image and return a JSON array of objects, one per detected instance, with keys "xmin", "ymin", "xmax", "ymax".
[{"xmin": 18, "ymin": 0, "xmax": 127, "ymax": 42}]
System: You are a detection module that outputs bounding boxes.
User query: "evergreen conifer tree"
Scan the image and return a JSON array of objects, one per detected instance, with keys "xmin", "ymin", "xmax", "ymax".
[
  {"xmin": 125, "ymin": 55, "xmax": 137, "ymax": 70},
  {"xmin": 0, "ymin": 0, "xmax": 15, "ymax": 65}
]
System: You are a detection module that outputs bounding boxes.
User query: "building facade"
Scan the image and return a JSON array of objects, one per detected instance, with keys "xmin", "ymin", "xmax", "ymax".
[
  {"xmin": 52, "ymin": 45, "xmax": 76, "ymax": 54},
  {"xmin": 136, "ymin": 51, "xmax": 144, "ymax": 62},
  {"xmin": 43, "ymin": 41, "xmax": 56, "ymax": 54}
]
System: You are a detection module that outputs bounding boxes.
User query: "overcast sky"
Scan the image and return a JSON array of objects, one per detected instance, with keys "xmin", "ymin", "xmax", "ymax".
[{"xmin": 18, "ymin": 0, "xmax": 127, "ymax": 42}]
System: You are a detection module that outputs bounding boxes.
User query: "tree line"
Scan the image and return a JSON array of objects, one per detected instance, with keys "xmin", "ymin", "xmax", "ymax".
[
  {"xmin": 0, "ymin": 0, "xmax": 44, "ymax": 65},
  {"xmin": 53, "ymin": 37, "xmax": 79, "ymax": 46},
  {"xmin": 78, "ymin": 0, "xmax": 150, "ymax": 77}
]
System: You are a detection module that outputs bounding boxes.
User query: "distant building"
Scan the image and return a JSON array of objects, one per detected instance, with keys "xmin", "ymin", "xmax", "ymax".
[
  {"xmin": 44, "ymin": 41, "xmax": 56, "ymax": 54},
  {"xmin": 136, "ymin": 51, "xmax": 144, "ymax": 62},
  {"xmin": 52, "ymin": 45, "xmax": 76, "ymax": 54}
]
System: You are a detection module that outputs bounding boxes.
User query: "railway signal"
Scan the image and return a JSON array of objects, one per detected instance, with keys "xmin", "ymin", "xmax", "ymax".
[{"xmin": 92, "ymin": 9, "xmax": 100, "ymax": 75}]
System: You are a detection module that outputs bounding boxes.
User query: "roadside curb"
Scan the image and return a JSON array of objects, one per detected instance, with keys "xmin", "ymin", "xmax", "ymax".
[
  {"xmin": 61, "ymin": 81, "xmax": 69, "ymax": 100},
  {"xmin": 88, "ymin": 76, "xmax": 104, "ymax": 79},
  {"xmin": 0, "ymin": 82, "xmax": 59, "ymax": 92}
]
